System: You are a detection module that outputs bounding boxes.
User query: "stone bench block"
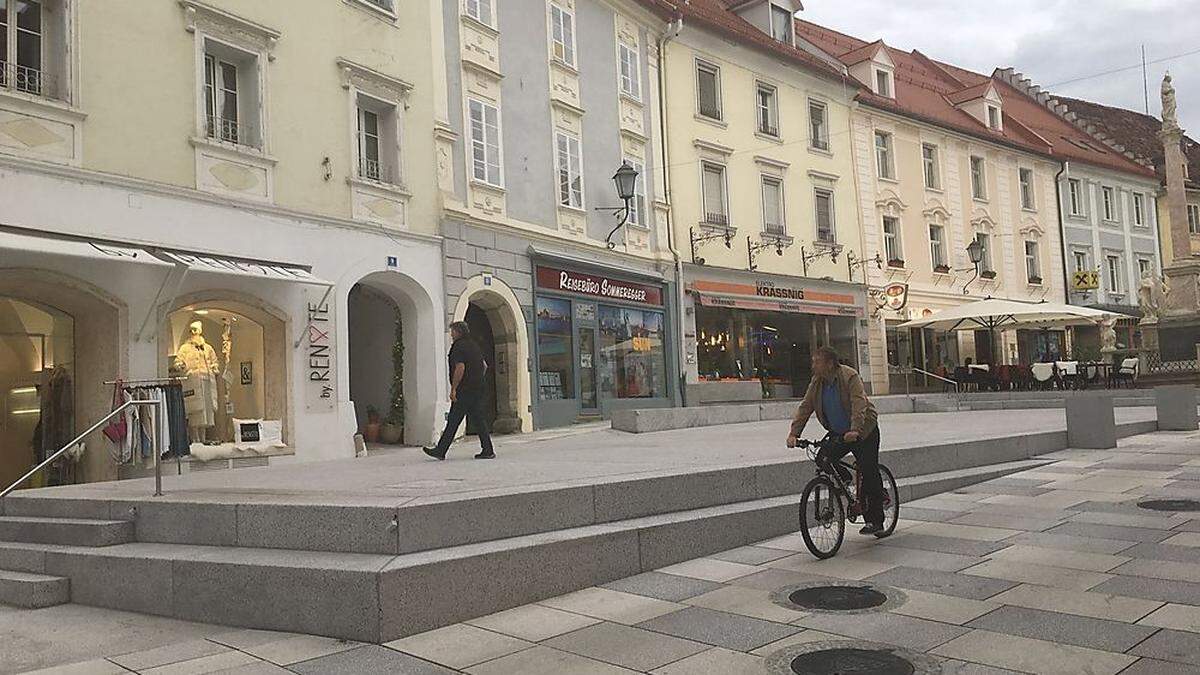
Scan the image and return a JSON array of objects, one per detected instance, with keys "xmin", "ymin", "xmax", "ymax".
[
  {"xmin": 686, "ymin": 381, "xmax": 763, "ymax": 404},
  {"xmin": 1066, "ymin": 395, "xmax": 1117, "ymax": 449},
  {"xmin": 611, "ymin": 404, "xmax": 759, "ymax": 433},
  {"xmin": 1156, "ymin": 384, "xmax": 1199, "ymax": 431}
]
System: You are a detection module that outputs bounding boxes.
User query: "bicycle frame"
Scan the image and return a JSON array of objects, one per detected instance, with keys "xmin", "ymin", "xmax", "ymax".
[{"xmin": 804, "ymin": 437, "xmax": 861, "ymax": 507}]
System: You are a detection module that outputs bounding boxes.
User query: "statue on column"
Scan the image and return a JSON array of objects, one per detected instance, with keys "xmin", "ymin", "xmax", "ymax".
[
  {"xmin": 1099, "ymin": 315, "xmax": 1118, "ymax": 354},
  {"xmin": 1139, "ymin": 270, "xmax": 1160, "ymax": 322},
  {"xmin": 1163, "ymin": 72, "xmax": 1179, "ymax": 130}
]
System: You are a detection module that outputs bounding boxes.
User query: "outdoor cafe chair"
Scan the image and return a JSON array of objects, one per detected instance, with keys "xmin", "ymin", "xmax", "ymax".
[
  {"xmin": 1113, "ymin": 357, "xmax": 1139, "ymax": 388},
  {"xmin": 1055, "ymin": 361, "xmax": 1080, "ymax": 389},
  {"xmin": 1031, "ymin": 362, "xmax": 1055, "ymax": 390}
]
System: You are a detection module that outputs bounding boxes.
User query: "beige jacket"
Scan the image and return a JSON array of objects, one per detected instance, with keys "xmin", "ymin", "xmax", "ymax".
[{"xmin": 789, "ymin": 364, "xmax": 878, "ymax": 438}]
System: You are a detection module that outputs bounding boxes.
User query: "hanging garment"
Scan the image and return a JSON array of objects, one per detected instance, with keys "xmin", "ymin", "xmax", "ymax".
[
  {"xmin": 38, "ymin": 367, "xmax": 74, "ymax": 463},
  {"xmin": 183, "ymin": 372, "xmax": 217, "ymax": 428},
  {"xmin": 165, "ymin": 384, "xmax": 190, "ymax": 457}
]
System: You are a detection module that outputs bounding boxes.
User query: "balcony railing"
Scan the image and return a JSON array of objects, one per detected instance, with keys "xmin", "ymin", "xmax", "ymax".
[
  {"xmin": 699, "ymin": 102, "xmax": 722, "ymax": 121},
  {"xmin": 205, "ymin": 114, "xmax": 256, "ymax": 148},
  {"xmin": 358, "ymin": 157, "xmax": 395, "ymax": 185},
  {"xmin": 758, "ymin": 122, "xmax": 779, "ymax": 137},
  {"xmin": 763, "ymin": 222, "xmax": 785, "ymax": 237},
  {"xmin": 703, "ymin": 212, "xmax": 729, "ymax": 227},
  {"xmin": 0, "ymin": 61, "xmax": 52, "ymax": 98}
]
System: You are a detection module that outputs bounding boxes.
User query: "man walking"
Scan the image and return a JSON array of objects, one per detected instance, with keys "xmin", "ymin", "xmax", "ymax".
[
  {"xmin": 423, "ymin": 321, "xmax": 496, "ymax": 460},
  {"xmin": 786, "ymin": 347, "xmax": 885, "ymax": 535}
]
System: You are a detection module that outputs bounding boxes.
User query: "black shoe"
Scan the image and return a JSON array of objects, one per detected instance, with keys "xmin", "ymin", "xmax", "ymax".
[
  {"xmin": 422, "ymin": 446, "xmax": 446, "ymax": 461},
  {"xmin": 474, "ymin": 452, "xmax": 496, "ymax": 459},
  {"xmin": 859, "ymin": 522, "xmax": 883, "ymax": 536}
]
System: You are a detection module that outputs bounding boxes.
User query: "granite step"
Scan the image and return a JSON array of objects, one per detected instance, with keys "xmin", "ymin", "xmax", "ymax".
[
  {"xmin": 0, "ymin": 568, "xmax": 69, "ymax": 608},
  {"xmin": 0, "ymin": 516, "xmax": 134, "ymax": 547}
]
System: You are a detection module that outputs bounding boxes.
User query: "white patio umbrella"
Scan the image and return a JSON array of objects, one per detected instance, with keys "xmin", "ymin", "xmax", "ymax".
[{"xmin": 899, "ymin": 298, "xmax": 1131, "ymax": 332}]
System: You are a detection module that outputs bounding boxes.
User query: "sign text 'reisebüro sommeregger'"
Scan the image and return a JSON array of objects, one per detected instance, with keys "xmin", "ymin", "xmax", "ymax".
[{"xmin": 557, "ymin": 271, "xmax": 648, "ymax": 303}]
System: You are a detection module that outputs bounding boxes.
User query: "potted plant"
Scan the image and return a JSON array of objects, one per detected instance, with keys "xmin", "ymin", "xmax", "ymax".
[
  {"xmin": 363, "ymin": 405, "xmax": 382, "ymax": 443},
  {"xmin": 934, "ymin": 264, "xmax": 951, "ymax": 274},
  {"xmin": 380, "ymin": 314, "xmax": 405, "ymax": 444},
  {"xmin": 981, "ymin": 269, "xmax": 997, "ymax": 280},
  {"xmin": 1028, "ymin": 276, "xmax": 1043, "ymax": 285},
  {"xmin": 887, "ymin": 258, "xmax": 905, "ymax": 269}
]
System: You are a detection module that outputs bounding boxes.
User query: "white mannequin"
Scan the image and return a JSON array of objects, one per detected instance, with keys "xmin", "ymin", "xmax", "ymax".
[{"xmin": 176, "ymin": 320, "xmax": 220, "ymax": 443}]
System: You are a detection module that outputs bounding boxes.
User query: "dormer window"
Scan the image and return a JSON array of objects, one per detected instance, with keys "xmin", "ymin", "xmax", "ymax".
[
  {"xmin": 874, "ymin": 69, "xmax": 893, "ymax": 98},
  {"xmin": 987, "ymin": 104, "xmax": 1002, "ymax": 131},
  {"xmin": 770, "ymin": 3, "xmax": 794, "ymax": 45}
]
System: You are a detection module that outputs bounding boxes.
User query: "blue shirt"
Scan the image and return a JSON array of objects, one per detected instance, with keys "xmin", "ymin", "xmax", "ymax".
[{"xmin": 821, "ymin": 381, "xmax": 851, "ymax": 434}]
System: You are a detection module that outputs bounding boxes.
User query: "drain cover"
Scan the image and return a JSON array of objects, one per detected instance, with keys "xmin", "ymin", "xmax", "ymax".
[
  {"xmin": 788, "ymin": 585, "xmax": 888, "ymax": 611},
  {"xmin": 1138, "ymin": 499, "xmax": 1200, "ymax": 512},
  {"xmin": 789, "ymin": 648, "xmax": 915, "ymax": 674}
]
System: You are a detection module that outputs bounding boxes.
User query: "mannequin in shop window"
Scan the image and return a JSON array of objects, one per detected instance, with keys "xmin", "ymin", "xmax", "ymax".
[{"xmin": 175, "ymin": 320, "xmax": 220, "ymax": 445}]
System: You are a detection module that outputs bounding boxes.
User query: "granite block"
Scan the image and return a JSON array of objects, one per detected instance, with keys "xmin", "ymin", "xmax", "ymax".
[
  {"xmin": 112, "ymin": 500, "xmax": 237, "ymax": 547},
  {"xmin": 967, "ymin": 605, "xmax": 1157, "ymax": 652},
  {"xmin": 235, "ymin": 504, "xmax": 398, "ymax": 554},
  {"xmin": 44, "ymin": 550, "xmax": 172, "ymax": 616},
  {"xmin": 398, "ymin": 487, "xmax": 594, "ymax": 553},
  {"xmin": 635, "ymin": 607, "xmax": 799, "ymax": 652}
]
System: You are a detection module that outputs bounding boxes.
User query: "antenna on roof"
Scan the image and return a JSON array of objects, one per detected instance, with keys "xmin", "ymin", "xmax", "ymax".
[{"xmin": 1141, "ymin": 45, "xmax": 1150, "ymax": 115}]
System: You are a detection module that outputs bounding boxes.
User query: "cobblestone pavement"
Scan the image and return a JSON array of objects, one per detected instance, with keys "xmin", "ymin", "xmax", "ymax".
[{"xmin": 8, "ymin": 429, "xmax": 1200, "ymax": 674}]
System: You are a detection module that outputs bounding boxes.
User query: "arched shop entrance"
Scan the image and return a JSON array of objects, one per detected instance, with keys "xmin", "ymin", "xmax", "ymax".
[
  {"xmin": 454, "ymin": 278, "xmax": 531, "ymax": 435},
  {"xmin": 347, "ymin": 271, "xmax": 437, "ymax": 445},
  {"xmin": 0, "ymin": 270, "xmax": 123, "ymax": 488}
]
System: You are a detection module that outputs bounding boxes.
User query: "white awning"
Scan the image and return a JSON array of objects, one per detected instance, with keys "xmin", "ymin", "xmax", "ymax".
[
  {"xmin": 899, "ymin": 298, "xmax": 1131, "ymax": 331},
  {"xmin": 150, "ymin": 250, "xmax": 331, "ymax": 286},
  {"xmin": 0, "ymin": 227, "xmax": 169, "ymax": 267}
]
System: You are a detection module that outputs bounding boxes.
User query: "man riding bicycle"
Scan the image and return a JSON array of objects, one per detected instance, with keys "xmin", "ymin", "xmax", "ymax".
[{"xmin": 786, "ymin": 347, "xmax": 886, "ymax": 536}]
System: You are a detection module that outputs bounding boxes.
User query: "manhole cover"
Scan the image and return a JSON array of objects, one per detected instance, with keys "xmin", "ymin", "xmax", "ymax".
[
  {"xmin": 788, "ymin": 585, "xmax": 888, "ymax": 611},
  {"xmin": 1138, "ymin": 498, "xmax": 1200, "ymax": 512},
  {"xmin": 789, "ymin": 648, "xmax": 915, "ymax": 675}
]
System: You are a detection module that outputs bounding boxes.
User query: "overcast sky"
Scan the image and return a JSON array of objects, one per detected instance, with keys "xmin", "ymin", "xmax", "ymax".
[{"xmin": 803, "ymin": 0, "xmax": 1200, "ymax": 134}]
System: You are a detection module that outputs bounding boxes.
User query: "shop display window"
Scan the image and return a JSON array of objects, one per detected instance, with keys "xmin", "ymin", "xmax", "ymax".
[
  {"xmin": 598, "ymin": 306, "xmax": 665, "ymax": 399},
  {"xmin": 535, "ymin": 297, "xmax": 574, "ymax": 400}
]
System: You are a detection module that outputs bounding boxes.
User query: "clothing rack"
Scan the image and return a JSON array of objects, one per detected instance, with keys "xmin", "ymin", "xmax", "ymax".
[{"xmin": 104, "ymin": 378, "xmax": 188, "ymax": 478}]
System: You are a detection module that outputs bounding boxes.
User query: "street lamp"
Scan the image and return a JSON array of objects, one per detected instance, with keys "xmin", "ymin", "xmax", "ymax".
[
  {"xmin": 962, "ymin": 238, "xmax": 984, "ymax": 295},
  {"xmin": 602, "ymin": 162, "xmax": 639, "ymax": 250}
]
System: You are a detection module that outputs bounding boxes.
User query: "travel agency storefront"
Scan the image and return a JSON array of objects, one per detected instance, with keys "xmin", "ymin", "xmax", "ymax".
[
  {"xmin": 683, "ymin": 265, "xmax": 869, "ymax": 400},
  {"xmin": 532, "ymin": 260, "xmax": 678, "ymax": 428}
]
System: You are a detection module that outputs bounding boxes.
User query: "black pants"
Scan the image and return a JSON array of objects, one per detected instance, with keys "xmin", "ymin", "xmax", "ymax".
[
  {"xmin": 434, "ymin": 395, "xmax": 494, "ymax": 455},
  {"xmin": 817, "ymin": 428, "xmax": 884, "ymax": 526}
]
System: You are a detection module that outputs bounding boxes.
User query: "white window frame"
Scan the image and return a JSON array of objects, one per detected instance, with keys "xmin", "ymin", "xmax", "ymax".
[
  {"xmin": 1025, "ymin": 240, "xmax": 1041, "ymax": 283},
  {"xmin": 1019, "ymin": 167, "xmax": 1035, "ymax": 210},
  {"xmin": 464, "ymin": 0, "xmax": 494, "ymax": 27},
  {"xmin": 549, "ymin": 3, "xmax": 575, "ymax": 68},
  {"xmin": 1102, "ymin": 186, "xmax": 1116, "ymax": 222},
  {"xmin": 1132, "ymin": 192, "xmax": 1146, "ymax": 226},
  {"xmin": 769, "ymin": 2, "xmax": 794, "ymax": 45},
  {"xmin": 929, "ymin": 223, "xmax": 947, "ymax": 270},
  {"xmin": 1106, "ymin": 253, "xmax": 1124, "ymax": 294},
  {"xmin": 874, "ymin": 68, "xmax": 892, "ymax": 98},
  {"xmin": 468, "ymin": 97, "xmax": 503, "ymax": 187},
  {"xmin": 874, "ymin": 130, "xmax": 895, "ymax": 180},
  {"xmin": 808, "ymin": 98, "xmax": 829, "ymax": 151},
  {"xmin": 1073, "ymin": 250, "xmax": 1089, "ymax": 274},
  {"xmin": 1138, "ymin": 257, "xmax": 1153, "ymax": 278},
  {"xmin": 970, "ymin": 155, "xmax": 987, "ymax": 200},
  {"xmin": 760, "ymin": 175, "xmax": 785, "ymax": 236},
  {"xmin": 555, "ymin": 130, "xmax": 584, "ymax": 209},
  {"xmin": 975, "ymin": 231, "xmax": 994, "ymax": 272},
  {"xmin": 1188, "ymin": 204, "xmax": 1199, "ymax": 234},
  {"xmin": 1068, "ymin": 178, "xmax": 1084, "ymax": 216},
  {"xmin": 987, "ymin": 104, "xmax": 1001, "ymax": 130},
  {"xmin": 624, "ymin": 156, "xmax": 646, "ymax": 227},
  {"xmin": 204, "ymin": 53, "xmax": 242, "ymax": 144},
  {"xmin": 756, "ymin": 81, "xmax": 778, "ymax": 137},
  {"xmin": 814, "ymin": 187, "xmax": 836, "ymax": 243},
  {"xmin": 618, "ymin": 41, "xmax": 641, "ymax": 101},
  {"xmin": 882, "ymin": 216, "xmax": 903, "ymax": 264},
  {"xmin": 696, "ymin": 59, "xmax": 722, "ymax": 121},
  {"xmin": 701, "ymin": 161, "xmax": 729, "ymax": 227},
  {"xmin": 922, "ymin": 143, "xmax": 940, "ymax": 190}
]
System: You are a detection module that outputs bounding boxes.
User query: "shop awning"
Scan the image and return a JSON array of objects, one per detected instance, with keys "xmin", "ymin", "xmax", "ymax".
[
  {"xmin": 150, "ymin": 249, "xmax": 330, "ymax": 286},
  {"xmin": 697, "ymin": 292, "xmax": 862, "ymax": 317},
  {"xmin": 0, "ymin": 226, "xmax": 170, "ymax": 267},
  {"xmin": 898, "ymin": 298, "xmax": 1131, "ymax": 331}
]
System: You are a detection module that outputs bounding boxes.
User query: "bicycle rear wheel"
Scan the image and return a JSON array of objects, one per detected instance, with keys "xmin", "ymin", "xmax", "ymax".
[
  {"xmin": 799, "ymin": 475, "xmax": 845, "ymax": 559},
  {"xmin": 878, "ymin": 464, "xmax": 900, "ymax": 538}
]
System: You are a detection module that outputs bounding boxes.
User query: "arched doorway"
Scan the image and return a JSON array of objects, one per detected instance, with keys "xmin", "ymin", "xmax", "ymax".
[
  {"xmin": 464, "ymin": 302, "xmax": 497, "ymax": 434},
  {"xmin": 453, "ymin": 277, "xmax": 531, "ymax": 434},
  {"xmin": 347, "ymin": 270, "xmax": 437, "ymax": 446}
]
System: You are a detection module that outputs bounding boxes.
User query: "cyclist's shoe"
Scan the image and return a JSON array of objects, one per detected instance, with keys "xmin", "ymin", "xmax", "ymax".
[
  {"xmin": 859, "ymin": 522, "xmax": 884, "ymax": 536},
  {"xmin": 847, "ymin": 502, "xmax": 862, "ymax": 519}
]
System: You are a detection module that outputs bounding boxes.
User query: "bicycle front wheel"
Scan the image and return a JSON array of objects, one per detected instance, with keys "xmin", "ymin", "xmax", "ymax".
[
  {"xmin": 878, "ymin": 464, "xmax": 900, "ymax": 538},
  {"xmin": 799, "ymin": 475, "xmax": 845, "ymax": 559}
]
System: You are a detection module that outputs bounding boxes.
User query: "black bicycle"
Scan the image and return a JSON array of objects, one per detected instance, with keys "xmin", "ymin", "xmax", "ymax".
[{"xmin": 795, "ymin": 434, "xmax": 900, "ymax": 559}]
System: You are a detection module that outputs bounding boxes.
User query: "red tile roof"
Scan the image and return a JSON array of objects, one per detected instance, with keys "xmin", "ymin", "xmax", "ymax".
[{"xmin": 794, "ymin": 19, "xmax": 1157, "ymax": 179}]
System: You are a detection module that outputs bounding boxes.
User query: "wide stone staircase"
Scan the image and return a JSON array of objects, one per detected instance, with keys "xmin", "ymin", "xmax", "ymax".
[{"xmin": 0, "ymin": 416, "xmax": 1158, "ymax": 642}]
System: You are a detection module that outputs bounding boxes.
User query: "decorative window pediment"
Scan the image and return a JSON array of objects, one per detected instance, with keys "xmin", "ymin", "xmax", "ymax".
[
  {"xmin": 180, "ymin": 0, "xmax": 280, "ymax": 58},
  {"xmin": 874, "ymin": 190, "xmax": 907, "ymax": 218},
  {"xmin": 970, "ymin": 209, "xmax": 997, "ymax": 232},
  {"xmin": 922, "ymin": 201, "xmax": 951, "ymax": 225},
  {"xmin": 1018, "ymin": 218, "xmax": 1045, "ymax": 239},
  {"xmin": 338, "ymin": 58, "xmax": 414, "ymax": 103}
]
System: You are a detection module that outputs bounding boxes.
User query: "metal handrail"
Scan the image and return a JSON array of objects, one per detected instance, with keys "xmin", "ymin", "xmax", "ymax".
[
  {"xmin": 911, "ymin": 367, "xmax": 960, "ymax": 391},
  {"xmin": 0, "ymin": 399, "xmax": 166, "ymax": 500}
]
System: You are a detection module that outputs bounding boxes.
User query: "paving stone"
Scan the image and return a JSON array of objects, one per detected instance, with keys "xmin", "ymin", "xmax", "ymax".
[
  {"xmin": 880, "ymin": 533, "xmax": 1009, "ymax": 557},
  {"xmin": 866, "ymin": 565, "xmax": 1018, "ymax": 600},
  {"xmin": 986, "ymin": 544, "xmax": 1130, "ymax": 572},
  {"xmin": 898, "ymin": 507, "xmax": 968, "ymax": 522},
  {"xmin": 949, "ymin": 511, "xmax": 1064, "ymax": 531},
  {"xmin": 708, "ymin": 545, "xmax": 793, "ymax": 565},
  {"xmin": 844, "ymin": 545, "xmax": 981, "ymax": 573},
  {"xmin": 464, "ymin": 645, "xmax": 638, "ymax": 674},
  {"xmin": 1130, "ymin": 629, "xmax": 1200, "ymax": 666},
  {"xmin": 966, "ymin": 605, "xmax": 1157, "ymax": 652},
  {"xmin": 956, "ymin": 484, "xmax": 1053, "ymax": 497},
  {"xmin": 292, "ymin": 645, "xmax": 457, "ymax": 674},
  {"xmin": 1113, "ymin": 558, "xmax": 1200, "ymax": 583},
  {"xmin": 384, "ymin": 624, "xmax": 532, "ymax": 669},
  {"xmin": 648, "ymin": 647, "xmax": 763, "ymax": 675},
  {"xmin": 467, "ymin": 604, "xmax": 602, "ymax": 642},
  {"xmin": 961, "ymin": 559, "xmax": 1112, "ymax": 591},
  {"xmin": 768, "ymin": 554, "xmax": 897, "ymax": 580},
  {"xmin": 1090, "ymin": 575, "xmax": 1200, "ymax": 606},
  {"xmin": 1174, "ymin": 519, "xmax": 1200, "ymax": 532},
  {"xmin": 539, "ymin": 588, "xmax": 684, "ymax": 625},
  {"xmin": 906, "ymin": 522, "xmax": 1020, "ymax": 542},
  {"xmin": 635, "ymin": 606, "xmax": 799, "ymax": 652},
  {"xmin": 242, "ymin": 635, "xmax": 361, "ymax": 666},
  {"xmin": 727, "ymin": 567, "xmax": 836, "ymax": 592},
  {"xmin": 794, "ymin": 608, "xmax": 970, "ymax": 651},
  {"xmin": 1117, "ymin": 657, "xmax": 1200, "ymax": 674},
  {"xmin": 990, "ymin": 583, "xmax": 1162, "ymax": 623},
  {"xmin": 20, "ymin": 660, "xmax": 129, "ymax": 675},
  {"xmin": 656, "ymin": 558, "xmax": 759, "ymax": 583},
  {"xmin": 747, "ymin": 629, "xmax": 844, "ymax": 656},
  {"xmin": 140, "ymin": 650, "xmax": 259, "ymax": 675},
  {"xmin": 754, "ymin": 533, "xmax": 807, "ymax": 552},
  {"xmin": 543, "ymin": 622, "xmax": 708, "ymax": 671},
  {"xmin": 890, "ymin": 589, "xmax": 1000, "ymax": 625},
  {"xmin": 1122, "ymin": 542, "xmax": 1200, "ymax": 563},
  {"xmin": 1140, "ymin": 604, "xmax": 1200, "ymax": 634},
  {"xmin": 931, "ymin": 629, "xmax": 1137, "ymax": 675},
  {"xmin": 207, "ymin": 629, "xmax": 301, "ymax": 650},
  {"xmin": 684, "ymin": 585, "xmax": 806, "ymax": 623},
  {"xmin": 1049, "ymin": 521, "xmax": 1175, "ymax": 543},
  {"xmin": 1071, "ymin": 511, "xmax": 1190, "ymax": 530},
  {"xmin": 109, "ymin": 639, "xmax": 230, "ymax": 671},
  {"xmin": 600, "ymin": 572, "xmax": 723, "ymax": 602},
  {"xmin": 1007, "ymin": 531, "xmax": 1137, "ymax": 555},
  {"xmin": 936, "ymin": 660, "xmax": 1025, "ymax": 674},
  {"xmin": 1161, "ymin": 532, "xmax": 1200, "ymax": 547}
]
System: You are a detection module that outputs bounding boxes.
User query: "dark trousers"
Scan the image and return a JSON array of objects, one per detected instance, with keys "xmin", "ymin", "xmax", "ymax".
[
  {"xmin": 817, "ymin": 428, "xmax": 884, "ymax": 525},
  {"xmin": 434, "ymin": 395, "xmax": 494, "ymax": 455}
]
